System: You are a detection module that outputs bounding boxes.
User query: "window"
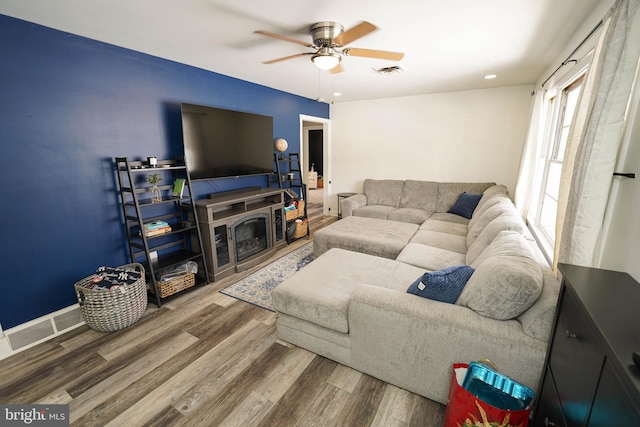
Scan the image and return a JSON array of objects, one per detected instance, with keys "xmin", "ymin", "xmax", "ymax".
[{"xmin": 528, "ymin": 75, "xmax": 584, "ymax": 254}]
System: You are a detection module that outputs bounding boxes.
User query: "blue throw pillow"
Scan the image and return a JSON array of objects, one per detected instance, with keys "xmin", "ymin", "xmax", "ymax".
[
  {"xmin": 448, "ymin": 192, "xmax": 482, "ymax": 219},
  {"xmin": 407, "ymin": 265, "xmax": 475, "ymax": 304}
]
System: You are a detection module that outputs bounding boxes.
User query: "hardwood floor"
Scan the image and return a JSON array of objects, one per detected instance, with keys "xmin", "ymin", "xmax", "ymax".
[{"xmin": 0, "ymin": 215, "xmax": 445, "ymax": 426}]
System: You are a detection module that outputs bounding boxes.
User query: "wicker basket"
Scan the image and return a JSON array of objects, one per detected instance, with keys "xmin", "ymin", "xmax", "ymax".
[
  {"xmin": 74, "ymin": 263, "xmax": 147, "ymax": 332},
  {"xmin": 285, "ymin": 200, "xmax": 306, "ymax": 221},
  {"xmin": 293, "ymin": 219, "xmax": 308, "ymax": 239},
  {"xmin": 151, "ymin": 273, "xmax": 195, "ymax": 298}
]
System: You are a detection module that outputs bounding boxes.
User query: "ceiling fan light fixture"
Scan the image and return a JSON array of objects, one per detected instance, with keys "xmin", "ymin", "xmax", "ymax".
[{"xmin": 311, "ymin": 49, "xmax": 341, "ymax": 70}]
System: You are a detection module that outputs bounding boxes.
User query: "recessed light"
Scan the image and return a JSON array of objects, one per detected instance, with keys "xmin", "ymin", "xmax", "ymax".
[
  {"xmin": 484, "ymin": 74, "xmax": 497, "ymax": 79},
  {"xmin": 333, "ymin": 92, "xmax": 342, "ymax": 97}
]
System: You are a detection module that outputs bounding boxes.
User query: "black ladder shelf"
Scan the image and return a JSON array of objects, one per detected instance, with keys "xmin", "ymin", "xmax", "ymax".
[
  {"xmin": 273, "ymin": 152, "xmax": 309, "ymax": 242},
  {"xmin": 274, "ymin": 152, "xmax": 304, "ymax": 193},
  {"xmin": 115, "ymin": 157, "xmax": 210, "ymax": 307}
]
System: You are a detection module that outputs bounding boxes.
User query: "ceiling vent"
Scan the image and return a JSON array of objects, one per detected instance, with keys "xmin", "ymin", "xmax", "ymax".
[{"xmin": 374, "ymin": 65, "xmax": 405, "ymax": 75}]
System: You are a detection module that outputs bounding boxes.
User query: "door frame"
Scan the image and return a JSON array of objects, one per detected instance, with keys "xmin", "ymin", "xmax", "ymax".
[{"xmin": 299, "ymin": 114, "xmax": 331, "ymax": 216}]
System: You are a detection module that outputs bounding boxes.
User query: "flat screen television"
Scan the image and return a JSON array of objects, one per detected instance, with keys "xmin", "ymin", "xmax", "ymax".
[{"xmin": 180, "ymin": 103, "xmax": 274, "ymax": 180}]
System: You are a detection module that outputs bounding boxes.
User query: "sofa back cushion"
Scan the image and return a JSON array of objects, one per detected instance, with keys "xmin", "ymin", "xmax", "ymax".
[
  {"xmin": 435, "ymin": 182, "xmax": 495, "ymax": 213},
  {"xmin": 458, "ymin": 231, "xmax": 543, "ymax": 320},
  {"xmin": 475, "ymin": 184, "xmax": 509, "ymax": 214},
  {"xmin": 363, "ymin": 179, "xmax": 405, "ymax": 207},
  {"xmin": 469, "ymin": 193, "xmax": 511, "ymax": 231},
  {"xmin": 470, "ymin": 230, "xmax": 538, "ymax": 268},
  {"xmin": 467, "ymin": 198, "xmax": 520, "ymax": 247},
  {"xmin": 466, "ymin": 214, "xmax": 526, "ymax": 265},
  {"xmin": 399, "ymin": 180, "xmax": 439, "ymax": 211}
]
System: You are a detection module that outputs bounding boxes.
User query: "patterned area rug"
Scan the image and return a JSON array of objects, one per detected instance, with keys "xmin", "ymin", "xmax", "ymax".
[{"xmin": 220, "ymin": 242, "xmax": 314, "ymax": 311}]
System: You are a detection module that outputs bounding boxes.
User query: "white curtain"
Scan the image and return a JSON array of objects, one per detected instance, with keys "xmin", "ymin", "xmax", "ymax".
[
  {"xmin": 514, "ymin": 89, "xmax": 546, "ymax": 218},
  {"xmin": 555, "ymin": 0, "xmax": 640, "ymax": 268}
]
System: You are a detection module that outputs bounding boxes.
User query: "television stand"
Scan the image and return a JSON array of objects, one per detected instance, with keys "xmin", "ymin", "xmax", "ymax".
[
  {"xmin": 206, "ymin": 186, "xmax": 262, "ymax": 199},
  {"xmin": 195, "ymin": 188, "xmax": 287, "ymax": 281}
]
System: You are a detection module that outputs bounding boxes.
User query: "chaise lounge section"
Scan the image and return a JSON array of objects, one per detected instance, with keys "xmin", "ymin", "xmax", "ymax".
[{"xmin": 272, "ymin": 180, "xmax": 560, "ymax": 404}]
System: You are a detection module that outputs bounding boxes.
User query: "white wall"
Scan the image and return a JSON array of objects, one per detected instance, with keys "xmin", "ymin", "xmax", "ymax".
[
  {"xmin": 327, "ymin": 85, "xmax": 533, "ymax": 212},
  {"xmin": 598, "ymin": 86, "xmax": 640, "ymax": 281}
]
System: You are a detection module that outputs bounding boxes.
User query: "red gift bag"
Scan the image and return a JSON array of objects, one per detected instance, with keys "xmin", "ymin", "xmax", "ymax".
[{"xmin": 443, "ymin": 363, "xmax": 530, "ymax": 427}]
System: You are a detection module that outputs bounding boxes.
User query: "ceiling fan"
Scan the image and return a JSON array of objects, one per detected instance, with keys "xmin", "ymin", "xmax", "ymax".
[{"xmin": 254, "ymin": 21, "xmax": 404, "ymax": 72}]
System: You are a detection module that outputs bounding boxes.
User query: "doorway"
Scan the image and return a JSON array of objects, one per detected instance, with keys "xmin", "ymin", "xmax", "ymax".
[{"xmin": 300, "ymin": 115, "xmax": 330, "ymax": 221}]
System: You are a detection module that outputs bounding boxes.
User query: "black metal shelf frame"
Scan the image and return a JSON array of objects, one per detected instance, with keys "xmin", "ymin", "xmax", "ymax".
[{"xmin": 115, "ymin": 157, "xmax": 210, "ymax": 306}]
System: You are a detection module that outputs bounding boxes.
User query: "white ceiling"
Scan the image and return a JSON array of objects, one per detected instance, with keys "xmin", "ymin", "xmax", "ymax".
[{"xmin": 0, "ymin": 0, "xmax": 605, "ymax": 103}]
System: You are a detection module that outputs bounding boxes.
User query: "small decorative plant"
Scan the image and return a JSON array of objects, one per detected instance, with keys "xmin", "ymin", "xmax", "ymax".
[
  {"xmin": 146, "ymin": 173, "xmax": 162, "ymax": 186},
  {"xmin": 147, "ymin": 174, "xmax": 162, "ymax": 203}
]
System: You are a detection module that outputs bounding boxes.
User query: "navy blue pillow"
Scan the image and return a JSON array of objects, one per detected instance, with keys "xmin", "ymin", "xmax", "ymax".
[
  {"xmin": 406, "ymin": 265, "xmax": 475, "ymax": 304},
  {"xmin": 448, "ymin": 192, "xmax": 482, "ymax": 219}
]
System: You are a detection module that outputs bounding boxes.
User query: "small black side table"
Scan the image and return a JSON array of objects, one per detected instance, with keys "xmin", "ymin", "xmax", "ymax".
[{"xmin": 337, "ymin": 192, "xmax": 356, "ymax": 219}]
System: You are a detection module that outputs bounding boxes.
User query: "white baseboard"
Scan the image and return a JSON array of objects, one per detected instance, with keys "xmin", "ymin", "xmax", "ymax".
[{"xmin": 0, "ymin": 305, "xmax": 85, "ymax": 360}]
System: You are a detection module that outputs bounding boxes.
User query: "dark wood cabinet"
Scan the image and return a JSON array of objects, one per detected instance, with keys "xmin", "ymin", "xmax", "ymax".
[
  {"xmin": 195, "ymin": 187, "xmax": 286, "ymax": 281},
  {"xmin": 533, "ymin": 264, "xmax": 640, "ymax": 427}
]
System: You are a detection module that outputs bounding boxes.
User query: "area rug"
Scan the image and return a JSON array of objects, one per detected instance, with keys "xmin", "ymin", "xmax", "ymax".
[{"xmin": 220, "ymin": 242, "xmax": 314, "ymax": 311}]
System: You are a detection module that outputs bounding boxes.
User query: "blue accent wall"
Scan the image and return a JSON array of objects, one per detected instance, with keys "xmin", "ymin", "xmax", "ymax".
[{"xmin": 0, "ymin": 15, "xmax": 329, "ymax": 329}]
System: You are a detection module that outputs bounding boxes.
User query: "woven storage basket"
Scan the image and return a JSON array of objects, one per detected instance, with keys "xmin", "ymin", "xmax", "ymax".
[
  {"xmin": 151, "ymin": 272, "xmax": 195, "ymax": 298},
  {"xmin": 285, "ymin": 207, "xmax": 298, "ymax": 221},
  {"xmin": 293, "ymin": 219, "xmax": 308, "ymax": 239},
  {"xmin": 285, "ymin": 200, "xmax": 305, "ymax": 221},
  {"xmin": 74, "ymin": 263, "xmax": 147, "ymax": 332}
]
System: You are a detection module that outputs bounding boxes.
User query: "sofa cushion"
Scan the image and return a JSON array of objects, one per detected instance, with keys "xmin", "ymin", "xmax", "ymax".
[
  {"xmin": 466, "ymin": 214, "xmax": 526, "ymax": 265},
  {"xmin": 399, "ymin": 180, "xmax": 439, "ymax": 211},
  {"xmin": 448, "ymin": 192, "xmax": 482, "ymax": 219},
  {"xmin": 435, "ymin": 182, "xmax": 495, "ymax": 213},
  {"xmin": 272, "ymin": 248, "xmax": 425, "ymax": 334},
  {"xmin": 468, "ymin": 193, "xmax": 511, "ymax": 231},
  {"xmin": 388, "ymin": 208, "xmax": 433, "ymax": 225},
  {"xmin": 363, "ymin": 179, "xmax": 405, "ymax": 207},
  {"xmin": 396, "ymin": 242, "xmax": 466, "ymax": 271},
  {"xmin": 313, "ymin": 216, "xmax": 418, "ymax": 259},
  {"xmin": 407, "ymin": 266, "xmax": 474, "ymax": 304},
  {"xmin": 409, "ymin": 230, "xmax": 467, "ymax": 254},
  {"xmin": 467, "ymin": 199, "xmax": 520, "ymax": 247},
  {"xmin": 352, "ymin": 205, "xmax": 396, "ymax": 220},
  {"xmin": 470, "ymin": 230, "xmax": 538, "ymax": 269},
  {"xmin": 475, "ymin": 184, "xmax": 509, "ymax": 214},
  {"xmin": 419, "ymin": 219, "xmax": 468, "ymax": 237},
  {"xmin": 428, "ymin": 212, "xmax": 471, "ymax": 225},
  {"xmin": 459, "ymin": 231, "xmax": 544, "ymax": 320},
  {"xmin": 457, "ymin": 254, "xmax": 543, "ymax": 320}
]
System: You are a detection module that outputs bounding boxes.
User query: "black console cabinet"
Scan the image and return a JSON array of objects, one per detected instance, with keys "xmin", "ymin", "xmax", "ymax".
[{"xmin": 533, "ymin": 264, "xmax": 640, "ymax": 426}]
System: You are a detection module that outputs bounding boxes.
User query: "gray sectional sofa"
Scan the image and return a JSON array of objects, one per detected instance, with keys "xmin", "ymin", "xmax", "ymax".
[{"xmin": 272, "ymin": 179, "xmax": 560, "ymax": 405}]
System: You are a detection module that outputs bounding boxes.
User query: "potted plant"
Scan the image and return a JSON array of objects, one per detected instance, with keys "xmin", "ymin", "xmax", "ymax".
[{"xmin": 146, "ymin": 173, "xmax": 162, "ymax": 203}]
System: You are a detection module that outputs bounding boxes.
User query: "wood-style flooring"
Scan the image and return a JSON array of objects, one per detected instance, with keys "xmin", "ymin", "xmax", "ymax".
[{"xmin": 0, "ymin": 214, "xmax": 445, "ymax": 426}]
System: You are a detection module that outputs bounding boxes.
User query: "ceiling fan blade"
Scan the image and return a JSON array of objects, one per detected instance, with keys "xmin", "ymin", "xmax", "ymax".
[
  {"xmin": 343, "ymin": 47, "xmax": 404, "ymax": 61},
  {"xmin": 262, "ymin": 52, "xmax": 313, "ymax": 64},
  {"xmin": 330, "ymin": 63, "xmax": 344, "ymax": 74},
  {"xmin": 254, "ymin": 30, "xmax": 314, "ymax": 48},
  {"xmin": 333, "ymin": 21, "xmax": 377, "ymax": 46}
]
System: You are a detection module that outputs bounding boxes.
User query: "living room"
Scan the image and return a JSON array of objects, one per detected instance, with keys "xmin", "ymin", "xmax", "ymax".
[{"xmin": 1, "ymin": 0, "xmax": 640, "ymax": 424}]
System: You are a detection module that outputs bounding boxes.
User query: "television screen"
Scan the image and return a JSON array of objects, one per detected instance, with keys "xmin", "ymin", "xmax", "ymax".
[{"xmin": 180, "ymin": 103, "xmax": 274, "ymax": 180}]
